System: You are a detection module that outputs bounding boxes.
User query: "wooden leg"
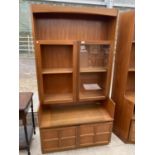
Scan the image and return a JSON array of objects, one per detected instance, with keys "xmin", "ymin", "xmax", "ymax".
[
  {"xmin": 23, "ymin": 117, "xmax": 30, "ymax": 155},
  {"xmin": 31, "ymin": 99, "xmax": 36, "ymax": 134}
]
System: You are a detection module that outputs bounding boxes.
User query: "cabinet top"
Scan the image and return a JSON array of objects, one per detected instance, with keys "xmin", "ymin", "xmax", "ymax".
[{"xmin": 31, "ymin": 4, "xmax": 118, "ymax": 17}]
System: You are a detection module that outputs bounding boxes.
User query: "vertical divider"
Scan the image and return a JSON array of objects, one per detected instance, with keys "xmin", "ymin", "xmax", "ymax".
[
  {"xmin": 75, "ymin": 42, "xmax": 80, "ymax": 103},
  {"xmin": 73, "ymin": 42, "xmax": 77, "ymax": 103},
  {"xmin": 36, "ymin": 42, "xmax": 44, "ymax": 103}
]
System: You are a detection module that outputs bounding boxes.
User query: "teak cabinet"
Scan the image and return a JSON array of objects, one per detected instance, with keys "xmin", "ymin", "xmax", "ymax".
[
  {"xmin": 31, "ymin": 4, "xmax": 118, "ymax": 153},
  {"xmin": 112, "ymin": 11, "xmax": 135, "ymax": 143}
]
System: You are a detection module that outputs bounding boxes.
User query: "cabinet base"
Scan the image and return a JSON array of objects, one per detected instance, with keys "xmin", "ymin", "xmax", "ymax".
[{"xmin": 40, "ymin": 122, "xmax": 113, "ymax": 153}]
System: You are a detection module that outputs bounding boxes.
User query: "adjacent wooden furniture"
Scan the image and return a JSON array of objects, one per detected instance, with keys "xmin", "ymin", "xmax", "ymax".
[
  {"xmin": 31, "ymin": 4, "xmax": 118, "ymax": 153},
  {"xmin": 112, "ymin": 11, "xmax": 135, "ymax": 143},
  {"xmin": 19, "ymin": 92, "xmax": 36, "ymax": 155}
]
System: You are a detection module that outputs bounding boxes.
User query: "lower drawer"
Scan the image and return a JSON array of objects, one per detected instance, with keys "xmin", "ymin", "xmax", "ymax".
[
  {"xmin": 129, "ymin": 120, "xmax": 135, "ymax": 142},
  {"xmin": 40, "ymin": 122, "xmax": 113, "ymax": 153}
]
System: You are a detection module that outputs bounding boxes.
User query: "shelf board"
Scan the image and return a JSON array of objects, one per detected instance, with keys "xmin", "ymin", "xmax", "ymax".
[
  {"xmin": 79, "ymin": 91, "xmax": 106, "ymax": 101},
  {"xmin": 42, "ymin": 68, "xmax": 73, "ymax": 74},
  {"xmin": 80, "ymin": 40, "xmax": 112, "ymax": 45},
  {"xmin": 36, "ymin": 40, "xmax": 112, "ymax": 46},
  {"xmin": 36, "ymin": 40, "xmax": 74, "ymax": 45},
  {"xmin": 80, "ymin": 67, "xmax": 107, "ymax": 73},
  {"xmin": 40, "ymin": 104, "xmax": 113, "ymax": 128},
  {"xmin": 128, "ymin": 68, "xmax": 135, "ymax": 72},
  {"xmin": 44, "ymin": 93, "xmax": 73, "ymax": 104},
  {"xmin": 125, "ymin": 91, "xmax": 135, "ymax": 103}
]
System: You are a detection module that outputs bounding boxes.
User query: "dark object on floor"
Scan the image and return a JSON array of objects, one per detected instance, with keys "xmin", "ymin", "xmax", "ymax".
[{"xmin": 19, "ymin": 92, "xmax": 36, "ymax": 155}]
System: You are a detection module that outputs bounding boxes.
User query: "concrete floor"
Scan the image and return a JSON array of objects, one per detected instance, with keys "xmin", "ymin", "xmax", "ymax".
[
  {"xmin": 19, "ymin": 128, "xmax": 134, "ymax": 155},
  {"xmin": 19, "ymin": 54, "xmax": 135, "ymax": 155},
  {"xmin": 19, "ymin": 53, "xmax": 39, "ymax": 112}
]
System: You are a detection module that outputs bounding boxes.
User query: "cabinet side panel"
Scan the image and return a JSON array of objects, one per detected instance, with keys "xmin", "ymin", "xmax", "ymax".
[
  {"xmin": 31, "ymin": 10, "xmax": 44, "ymax": 103},
  {"xmin": 112, "ymin": 11, "xmax": 135, "ymax": 141}
]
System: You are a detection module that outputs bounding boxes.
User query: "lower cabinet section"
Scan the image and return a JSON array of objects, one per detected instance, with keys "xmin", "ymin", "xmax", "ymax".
[
  {"xmin": 40, "ymin": 122, "xmax": 112, "ymax": 153},
  {"xmin": 128, "ymin": 120, "xmax": 135, "ymax": 143}
]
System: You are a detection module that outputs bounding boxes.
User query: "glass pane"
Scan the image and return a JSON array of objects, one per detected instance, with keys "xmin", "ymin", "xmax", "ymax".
[{"xmin": 80, "ymin": 44, "xmax": 110, "ymax": 69}]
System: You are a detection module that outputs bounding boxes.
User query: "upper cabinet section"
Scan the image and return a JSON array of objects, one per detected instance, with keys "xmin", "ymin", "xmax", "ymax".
[
  {"xmin": 31, "ymin": 5, "xmax": 118, "ymax": 41},
  {"xmin": 32, "ymin": 5, "xmax": 118, "ymax": 104}
]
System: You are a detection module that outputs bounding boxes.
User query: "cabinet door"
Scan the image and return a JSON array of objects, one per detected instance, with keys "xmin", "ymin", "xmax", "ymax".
[
  {"xmin": 79, "ymin": 122, "xmax": 112, "ymax": 147},
  {"xmin": 41, "ymin": 126, "xmax": 77, "ymax": 152},
  {"xmin": 95, "ymin": 122, "xmax": 112, "ymax": 144},
  {"xmin": 41, "ymin": 128, "xmax": 59, "ymax": 152},
  {"xmin": 42, "ymin": 140, "xmax": 59, "ymax": 151},
  {"xmin": 79, "ymin": 124, "xmax": 94, "ymax": 146},
  {"xmin": 78, "ymin": 42, "xmax": 111, "ymax": 102},
  {"xmin": 60, "ymin": 127, "xmax": 77, "ymax": 149}
]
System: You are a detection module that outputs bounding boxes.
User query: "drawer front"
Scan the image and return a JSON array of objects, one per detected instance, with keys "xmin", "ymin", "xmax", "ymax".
[{"xmin": 129, "ymin": 120, "xmax": 135, "ymax": 142}]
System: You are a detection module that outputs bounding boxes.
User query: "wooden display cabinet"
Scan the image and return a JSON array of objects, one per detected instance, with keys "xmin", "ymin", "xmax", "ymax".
[
  {"xmin": 31, "ymin": 4, "xmax": 118, "ymax": 153},
  {"xmin": 112, "ymin": 11, "xmax": 135, "ymax": 143}
]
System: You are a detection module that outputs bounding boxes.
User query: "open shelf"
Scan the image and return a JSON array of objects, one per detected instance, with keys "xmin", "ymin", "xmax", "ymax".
[
  {"xmin": 79, "ymin": 72, "xmax": 107, "ymax": 101},
  {"xmin": 44, "ymin": 93, "xmax": 73, "ymax": 104},
  {"xmin": 43, "ymin": 74, "xmax": 73, "ymax": 104},
  {"xmin": 40, "ymin": 44, "xmax": 73, "ymax": 70},
  {"xmin": 40, "ymin": 103, "xmax": 113, "ymax": 128},
  {"xmin": 42, "ymin": 68, "xmax": 73, "ymax": 74},
  {"xmin": 33, "ymin": 12, "xmax": 117, "ymax": 41}
]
